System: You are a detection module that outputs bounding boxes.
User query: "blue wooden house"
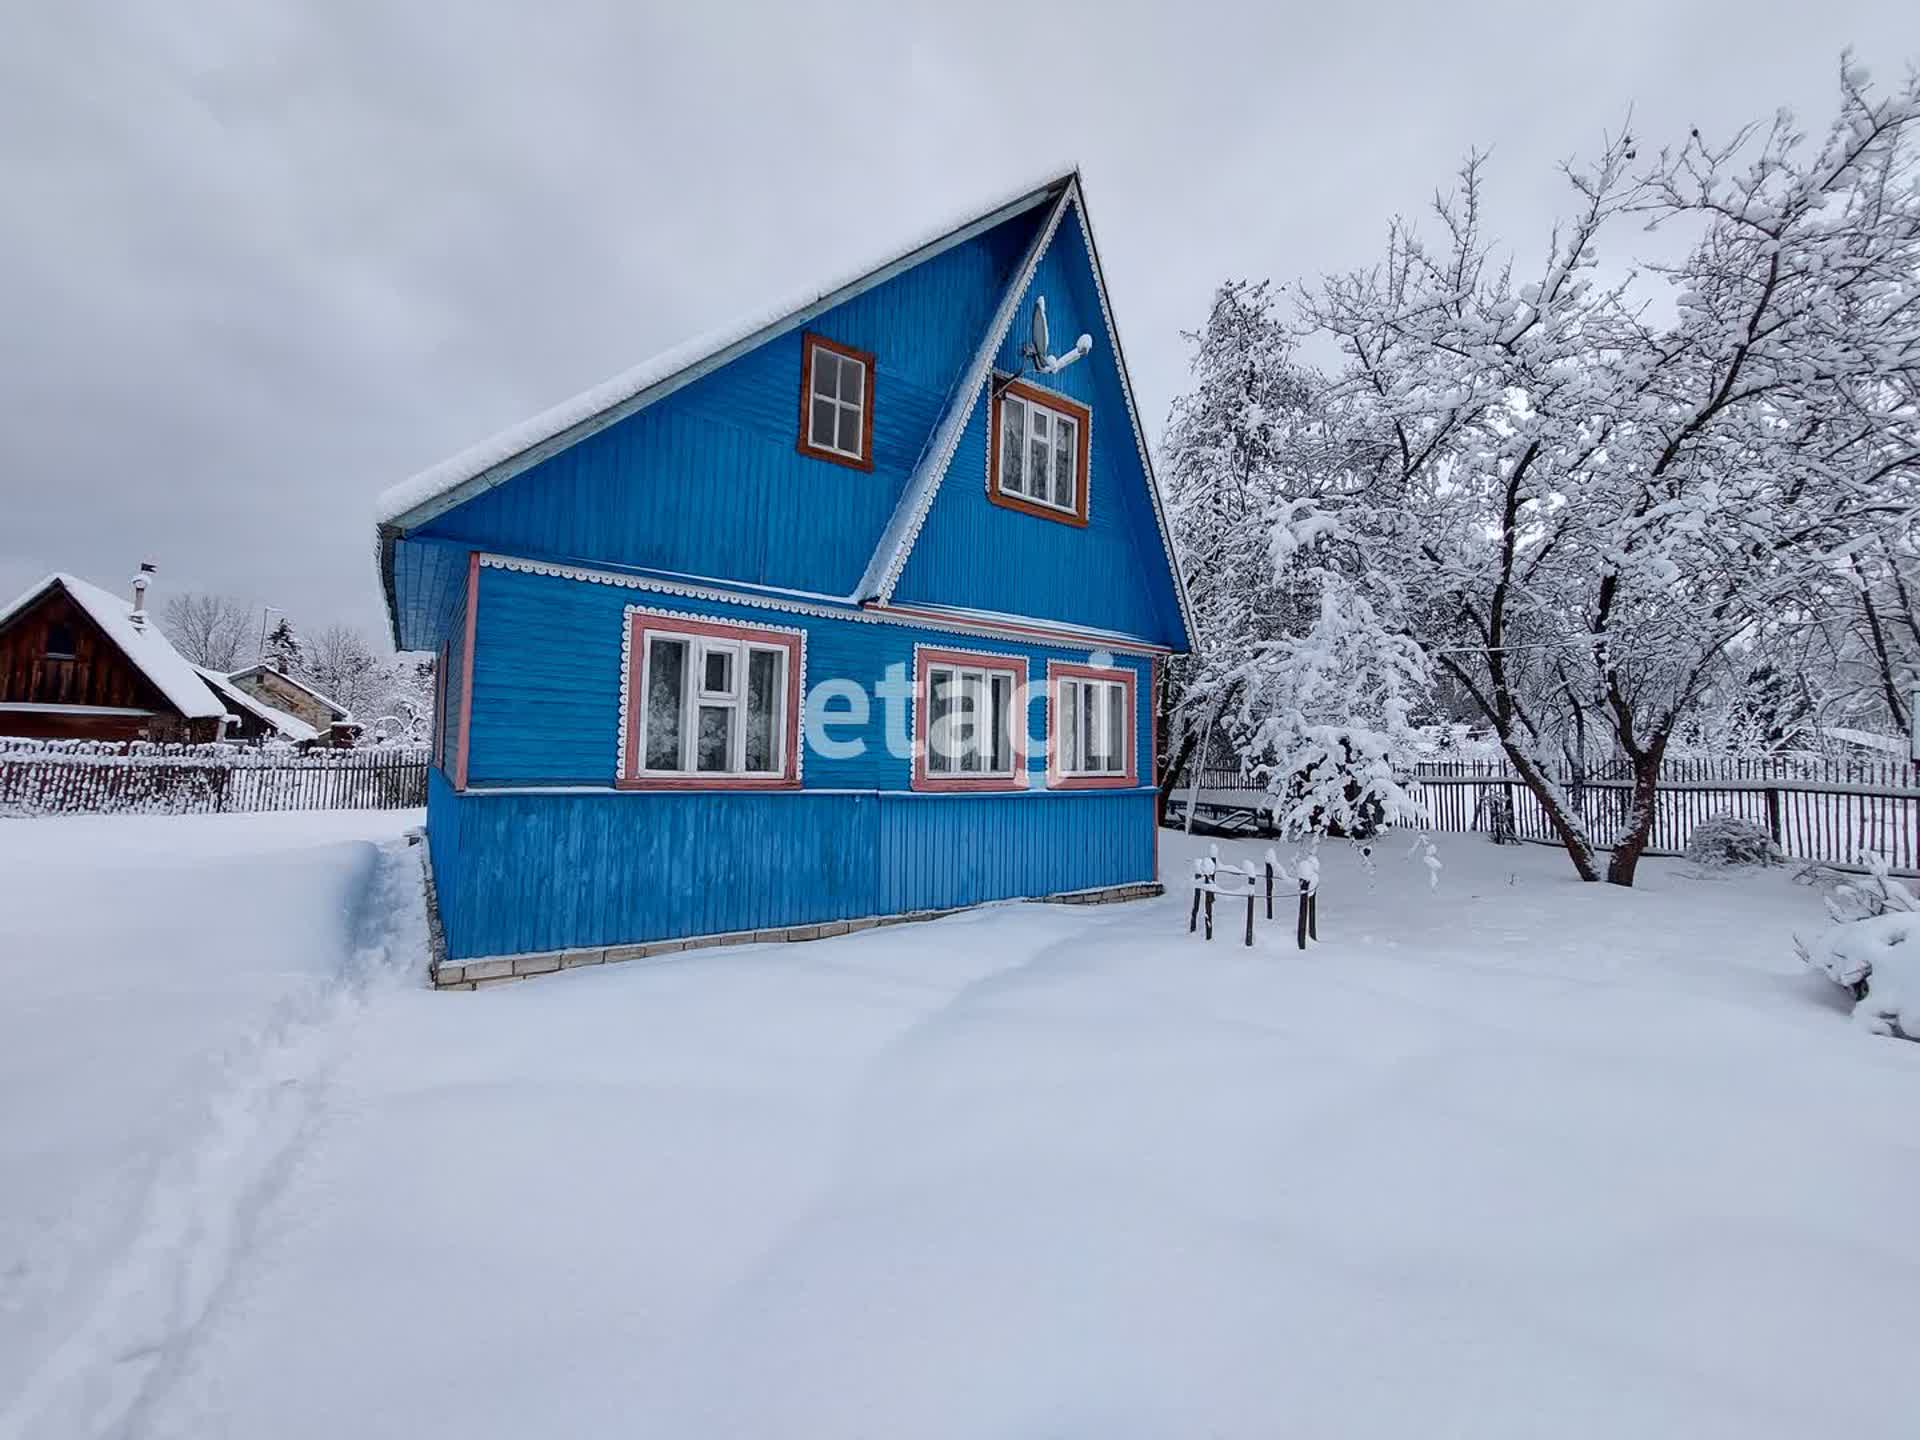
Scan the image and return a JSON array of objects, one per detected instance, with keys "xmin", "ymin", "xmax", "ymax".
[{"xmin": 376, "ymin": 169, "xmax": 1195, "ymax": 983}]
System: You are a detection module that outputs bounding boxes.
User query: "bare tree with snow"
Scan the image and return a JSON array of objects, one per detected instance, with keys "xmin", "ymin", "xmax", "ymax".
[{"xmin": 160, "ymin": 591, "xmax": 251, "ymax": 670}]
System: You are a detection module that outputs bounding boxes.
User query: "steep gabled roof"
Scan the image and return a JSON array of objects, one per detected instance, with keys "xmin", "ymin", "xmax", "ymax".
[
  {"xmin": 376, "ymin": 166, "xmax": 1077, "ymax": 534},
  {"xmin": 194, "ymin": 666, "xmax": 320, "ymax": 743},
  {"xmin": 226, "ymin": 664, "xmax": 353, "ymax": 721},
  {"xmin": 0, "ymin": 573, "xmax": 225, "ymax": 720},
  {"xmin": 857, "ymin": 176, "xmax": 1197, "ymax": 646}
]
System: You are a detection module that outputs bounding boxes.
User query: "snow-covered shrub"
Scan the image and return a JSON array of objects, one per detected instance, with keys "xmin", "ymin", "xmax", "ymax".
[
  {"xmin": 1821, "ymin": 851, "xmax": 1920, "ymax": 922},
  {"xmin": 1796, "ymin": 913, "xmax": 1920, "ymax": 1040},
  {"xmin": 1258, "ymin": 727, "xmax": 1420, "ymax": 843},
  {"xmin": 1683, "ymin": 814, "xmax": 1783, "ymax": 869}
]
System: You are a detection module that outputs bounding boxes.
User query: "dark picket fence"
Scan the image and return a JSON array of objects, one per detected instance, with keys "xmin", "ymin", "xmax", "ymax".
[
  {"xmin": 0, "ymin": 741, "xmax": 430, "ymax": 817},
  {"xmin": 1413, "ymin": 757, "xmax": 1920, "ymax": 872}
]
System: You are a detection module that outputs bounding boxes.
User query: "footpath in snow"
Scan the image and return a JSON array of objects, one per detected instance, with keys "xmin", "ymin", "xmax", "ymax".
[{"xmin": 0, "ymin": 809, "xmax": 423, "ymax": 1440}]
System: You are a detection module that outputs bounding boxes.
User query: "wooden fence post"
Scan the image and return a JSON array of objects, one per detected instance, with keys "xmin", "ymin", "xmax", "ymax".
[{"xmin": 1296, "ymin": 878, "xmax": 1310, "ymax": 951}]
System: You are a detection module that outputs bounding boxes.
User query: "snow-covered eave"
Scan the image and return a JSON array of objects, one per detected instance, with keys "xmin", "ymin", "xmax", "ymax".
[
  {"xmin": 374, "ymin": 169, "xmax": 1077, "ymax": 538},
  {"xmin": 855, "ymin": 175, "xmax": 1198, "ymax": 653}
]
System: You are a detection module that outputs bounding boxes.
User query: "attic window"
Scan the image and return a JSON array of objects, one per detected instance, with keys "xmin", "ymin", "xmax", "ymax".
[
  {"xmin": 45, "ymin": 623, "xmax": 76, "ymax": 659},
  {"xmin": 989, "ymin": 378, "xmax": 1089, "ymax": 527},
  {"xmin": 797, "ymin": 333, "xmax": 874, "ymax": 470}
]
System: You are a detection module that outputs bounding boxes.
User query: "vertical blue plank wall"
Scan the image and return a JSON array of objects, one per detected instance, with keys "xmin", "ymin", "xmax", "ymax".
[
  {"xmin": 432, "ymin": 790, "xmax": 1153, "ymax": 961},
  {"xmin": 411, "ymin": 208, "xmax": 1041, "ymax": 598},
  {"xmin": 890, "ymin": 201, "xmax": 1189, "ymax": 648},
  {"xmin": 429, "ymin": 563, "xmax": 1160, "ymax": 960}
]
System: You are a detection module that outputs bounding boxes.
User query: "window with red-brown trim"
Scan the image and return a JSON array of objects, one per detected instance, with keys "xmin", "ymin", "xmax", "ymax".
[
  {"xmin": 1046, "ymin": 661, "xmax": 1137, "ymax": 789},
  {"xmin": 989, "ymin": 377, "xmax": 1090, "ymax": 526},
  {"xmin": 619, "ymin": 613, "xmax": 803, "ymax": 789},
  {"xmin": 431, "ymin": 640, "xmax": 449, "ymax": 769},
  {"xmin": 913, "ymin": 646, "xmax": 1028, "ymax": 792},
  {"xmin": 797, "ymin": 332, "xmax": 875, "ymax": 471}
]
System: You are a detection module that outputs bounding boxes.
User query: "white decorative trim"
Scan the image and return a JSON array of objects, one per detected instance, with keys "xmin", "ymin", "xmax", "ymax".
[
  {"xmin": 480, "ymin": 553, "xmax": 1167, "ymax": 656},
  {"xmin": 615, "ymin": 602, "xmax": 809, "ymax": 783},
  {"xmin": 1066, "ymin": 193, "xmax": 1196, "ymax": 644},
  {"xmin": 868, "ymin": 190, "xmax": 1074, "ymax": 602},
  {"xmin": 615, "ymin": 606, "xmax": 635, "ymax": 779},
  {"xmin": 981, "ymin": 369, "xmax": 1094, "ymax": 523},
  {"xmin": 867, "ymin": 182, "xmax": 1198, "ymax": 647}
]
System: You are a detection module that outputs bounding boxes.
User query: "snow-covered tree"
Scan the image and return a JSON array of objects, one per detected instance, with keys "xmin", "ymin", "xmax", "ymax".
[
  {"xmin": 305, "ymin": 624, "xmax": 386, "ymax": 719},
  {"xmin": 363, "ymin": 655, "xmax": 437, "ymax": 745},
  {"xmin": 263, "ymin": 617, "xmax": 304, "ymax": 676},
  {"xmin": 1293, "ymin": 61, "xmax": 1920, "ymax": 885},
  {"xmin": 1157, "ymin": 280, "xmax": 1310, "ymax": 813}
]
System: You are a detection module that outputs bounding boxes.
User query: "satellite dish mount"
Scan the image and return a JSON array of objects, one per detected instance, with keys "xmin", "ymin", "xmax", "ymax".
[{"xmin": 999, "ymin": 295, "xmax": 1093, "ymax": 396}]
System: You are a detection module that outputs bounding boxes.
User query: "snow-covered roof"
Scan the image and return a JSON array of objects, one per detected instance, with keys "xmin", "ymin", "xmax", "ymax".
[
  {"xmin": 0, "ymin": 573, "xmax": 225, "ymax": 720},
  {"xmin": 194, "ymin": 666, "xmax": 320, "ymax": 744},
  {"xmin": 376, "ymin": 164, "xmax": 1078, "ymax": 532},
  {"xmin": 226, "ymin": 665, "xmax": 353, "ymax": 721}
]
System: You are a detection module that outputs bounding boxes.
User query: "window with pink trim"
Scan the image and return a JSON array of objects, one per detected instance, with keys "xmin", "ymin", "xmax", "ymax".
[
  {"xmin": 431, "ymin": 640, "xmax": 449, "ymax": 769},
  {"xmin": 1047, "ymin": 662, "xmax": 1137, "ymax": 789},
  {"xmin": 620, "ymin": 614, "xmax": 802, "ymax": 789},
  {"xmin": 913, "ymin": 646, "xmax": 1027, "ymax": 791}
]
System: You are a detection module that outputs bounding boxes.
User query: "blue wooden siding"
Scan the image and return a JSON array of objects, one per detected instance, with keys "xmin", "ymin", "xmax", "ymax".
[
  {"xmin": 465, "ymin": 562, "xmax": 1153, "ymax": 790},
  {"xmin": 389, "ymin": 535, "xmax": 470, "ymax": 654},
  {"xmin": 409, "ymin": 209, "xmax": 1039, "ymax": 602},
  {"xmin": 430, "ymin": 786, "xmax": 1155, "ymax": 960},
  {"xmin": 420, "ymin": 564, "xmax": 1162, "ymax": 959},
  {"xmin": 890, "ymin": 202, "xmax": 1189, "ymax": 648}
]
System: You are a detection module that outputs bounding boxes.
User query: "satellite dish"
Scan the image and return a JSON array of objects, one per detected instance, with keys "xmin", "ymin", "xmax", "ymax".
[{"xmin": 1030, "ymin": 296, "xmax": 1050, "ymax": 362}]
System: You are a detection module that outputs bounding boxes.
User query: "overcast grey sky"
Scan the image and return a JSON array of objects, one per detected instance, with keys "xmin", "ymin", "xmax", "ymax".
[{"xmin": 2, "ymin": 1, "xmax": 1913, "ymax": 649}]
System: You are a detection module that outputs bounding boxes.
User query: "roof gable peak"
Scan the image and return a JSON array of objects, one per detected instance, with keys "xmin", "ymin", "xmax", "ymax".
[{"xmin": 376, "ymin": 166, "xmax": 1080, "ymax": 536}]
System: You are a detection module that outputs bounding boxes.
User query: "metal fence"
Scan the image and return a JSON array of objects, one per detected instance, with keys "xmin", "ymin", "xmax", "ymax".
[
  {"xmin": 0, "ymin": 741, "xmax": 430, "ymax": 817},
  {"xmin": 1413, "ymin": 757, "xmax": 1920, "ymax": 871}
]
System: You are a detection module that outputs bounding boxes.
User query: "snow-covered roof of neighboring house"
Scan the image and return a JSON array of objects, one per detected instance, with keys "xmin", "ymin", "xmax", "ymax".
[
  {"xmin": 1820, "ymin": 726, "xmax": 1907, "ymax": 756},
  {"xmin": 0, "ymin": 573, "xmax": 225, "ymax": 720},
  {"xmin": 374, "ymin": 165, "xmax": 1078, "ymax": 532},
  {"xmin": 193, "ymin": 667, "xmax": 320, "ymax": 744},
  {"xmin": 225, "ymin": 664, "xmax": 353, "ymax": 721}
]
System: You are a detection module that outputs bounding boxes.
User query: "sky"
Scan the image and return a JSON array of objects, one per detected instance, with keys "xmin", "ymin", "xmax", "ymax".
[{"xmin": 2, "ymin": 0, "xmax": 1914, "ymax": 652}]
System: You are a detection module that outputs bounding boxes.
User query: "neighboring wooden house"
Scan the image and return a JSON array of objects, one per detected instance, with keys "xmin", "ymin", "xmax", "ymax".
[
  {"xmin": 225, "ymin": 665, "xmax": 358, "ymax": 746},
  {"xmin": 0, "ymin": 571, "xmax": 228, "ymax": 743},
  {"xmin": 377, "ymin": 169, "xmax": 1196, "ymax": 972}
]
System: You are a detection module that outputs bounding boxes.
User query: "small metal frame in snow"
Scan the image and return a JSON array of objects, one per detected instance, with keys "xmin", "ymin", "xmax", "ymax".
[{"xmin": 1187, "ymin": 848, "xmax": 1318, "ymax": 949}]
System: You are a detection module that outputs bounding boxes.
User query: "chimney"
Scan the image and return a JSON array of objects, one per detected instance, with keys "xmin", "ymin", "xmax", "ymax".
[{"xmin": 130, "ymin": 562, "xmax": 155, "ymax": 629}]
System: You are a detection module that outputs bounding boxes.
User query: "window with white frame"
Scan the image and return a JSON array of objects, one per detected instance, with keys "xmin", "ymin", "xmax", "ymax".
[
  {"xmin": 635, "ymin": 625, "xmax": 792, "ymax": 778},
  {"xmin": 994, "ymin": 382, "xmax": 1087, "ymax": 518},
  {"xmin": 800, "ymin": 333, "xmax": 873, "ymax": 467},
  {"xmin": 923, "ymin": 659, "xmax": 1019, "ymax": 778},
  {"xmin": 1054, "ymin": 674, "xmax": 1130, "ymax": 778}
]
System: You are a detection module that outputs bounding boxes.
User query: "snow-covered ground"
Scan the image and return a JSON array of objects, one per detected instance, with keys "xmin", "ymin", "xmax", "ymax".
[
  {"xmin": 5, "ymin": 816, "xmax": 1920, "ymax": 1438},
  {"xmin": 0, "ymin": 810, "xmax": 423, "ymax": 1440}
]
